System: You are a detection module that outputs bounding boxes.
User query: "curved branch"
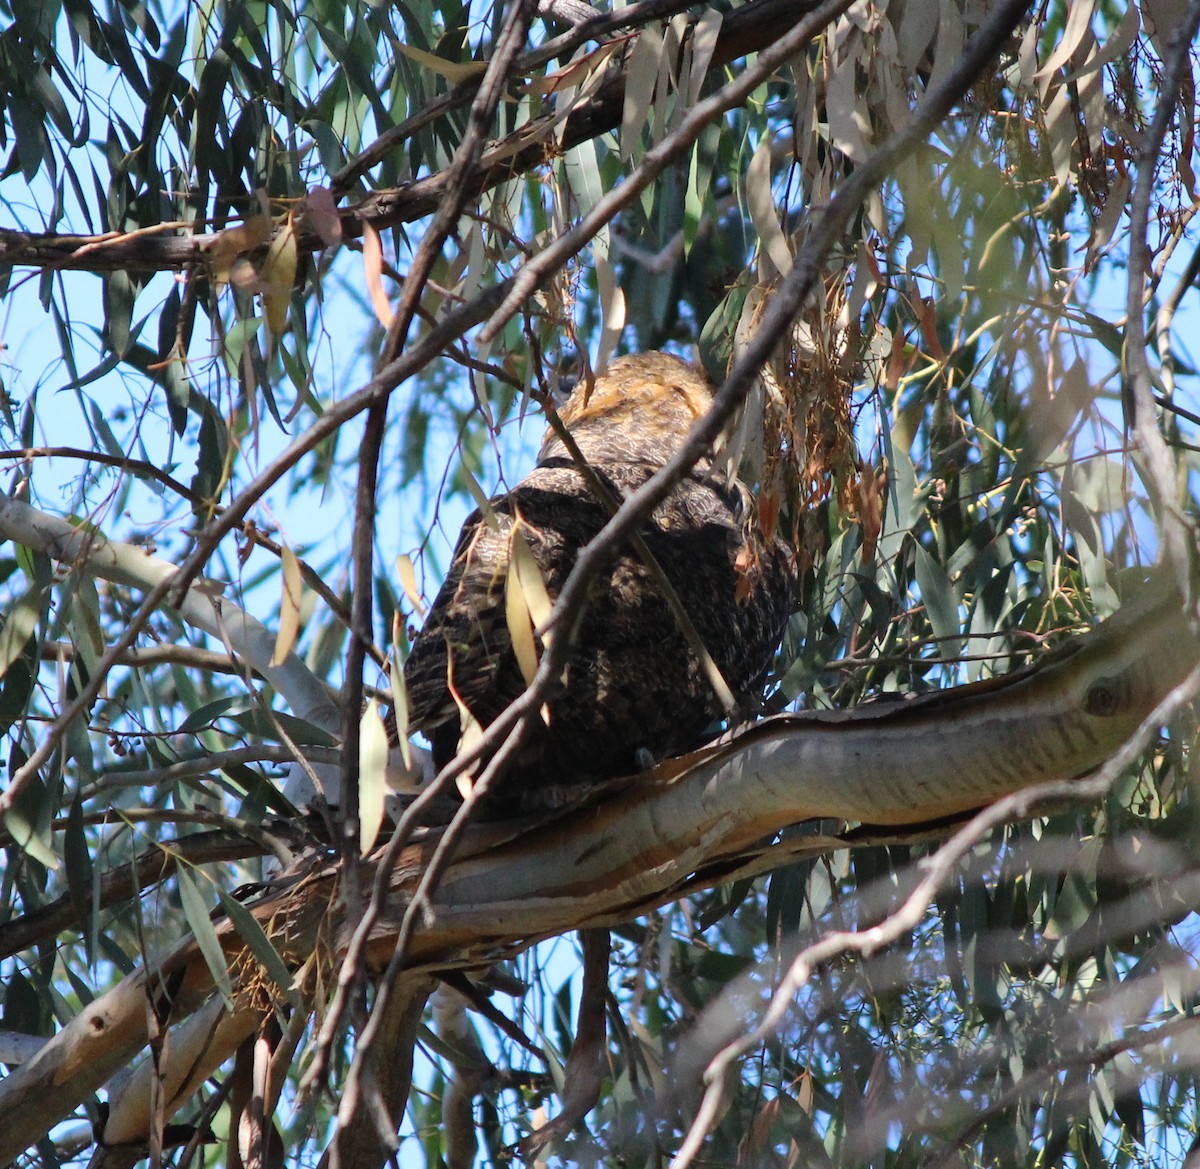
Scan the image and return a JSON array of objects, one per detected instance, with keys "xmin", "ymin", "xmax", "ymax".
[
  {"xmin": 0, "ymin": 496, "xmax": 342, "ymax": 738},
  {"xmin": 0, "ymin": 831, "xmax": 273, "ymax": 961},
  {"xmin": 1122, "ymin": 0, "xmax": 1200, "ymax": 588},
  {"xmin": 0, "ymin": 0, "xmax": 826, "ymax": 276},
  {"xmin": 0, "ymin": 578, "xmax": 1194, "ymax": 1164}
]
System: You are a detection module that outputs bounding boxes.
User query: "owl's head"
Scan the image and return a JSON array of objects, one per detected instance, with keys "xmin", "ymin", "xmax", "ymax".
[{"xmin": 538, "ymin": 352, "xmax": 718, "ymax": 467}]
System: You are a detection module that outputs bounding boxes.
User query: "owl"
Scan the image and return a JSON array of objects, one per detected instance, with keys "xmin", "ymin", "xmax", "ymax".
[{"xmin": 403, "ymin": 352, "xmax": 796, "ymax": 809}]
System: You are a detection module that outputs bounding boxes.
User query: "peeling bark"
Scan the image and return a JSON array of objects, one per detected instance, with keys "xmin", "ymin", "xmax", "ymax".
[{"xmin": 0, "ymin": 582, "xmax": 1194, "ymax": 1164}]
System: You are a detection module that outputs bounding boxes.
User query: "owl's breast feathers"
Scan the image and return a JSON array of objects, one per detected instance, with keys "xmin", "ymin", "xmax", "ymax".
[{"xmin": 403, "ymin": 352, "xmax": 797, "ymax": 804}]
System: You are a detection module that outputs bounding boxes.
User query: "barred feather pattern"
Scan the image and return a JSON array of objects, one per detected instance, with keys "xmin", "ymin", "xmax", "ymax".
[{"xmin": 403, "ymin": 352, "xmax": 797, "ymax": 807}]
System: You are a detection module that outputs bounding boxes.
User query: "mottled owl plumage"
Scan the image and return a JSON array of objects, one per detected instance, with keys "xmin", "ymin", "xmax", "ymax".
[{"xmin": 403, "ymin": 352, "xmax": 796, "ymax": 805}]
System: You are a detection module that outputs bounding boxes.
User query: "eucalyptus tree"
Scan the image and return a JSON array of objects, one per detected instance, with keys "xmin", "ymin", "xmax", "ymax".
[{"xmin": 1, "ymin": 0, "xmax": 1199, "ymax": 1166}]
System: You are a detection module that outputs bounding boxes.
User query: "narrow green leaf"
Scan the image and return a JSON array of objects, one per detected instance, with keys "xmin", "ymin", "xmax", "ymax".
[
  {"xmin": 214, "ymin": 886, "xmax": 297, "ymax": 1002},
  {"xmin": 63, "ymin": 789, "xmax": 94, "ymax": 952},
  {"xmin": 3, "ymin": 750, "xmax": 58, "ymax": 871},
  {"xmin": 176, "ymin": 866, "xmax": 234, "ymax": 1006},
  {"xmin": 228, "ymin": 708, "xmax": 337, "ymax": 748},
  {"xmin": 103, "ymin": 269, "xmax": 136, "ymax": 358},
  {"xmin": 178, "ymin": 696, "xmax": 244, "ymax": 734},
  {"xmin": 914, "ymin": 545, "xmax": 961, "ymax": 650},
  {"xmin": 0, "ymin": 582, "xmax": 43, "ymax": 682}
]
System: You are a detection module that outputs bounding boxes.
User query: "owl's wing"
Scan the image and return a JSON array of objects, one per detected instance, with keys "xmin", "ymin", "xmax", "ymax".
[
  {"xmin": 402, "ymin": 465, "xmax": 614, "ymax": 765},
  {"xmin": 403, "ymin": 503, "xmax": 519, "ymax": 743}
]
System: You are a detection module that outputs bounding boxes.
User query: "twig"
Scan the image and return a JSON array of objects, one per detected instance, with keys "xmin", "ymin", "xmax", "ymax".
[
  {"xmin": 89, "ymin": 744, "xmax": 339, "ymax": 794},
  {"xmin": 379, "ymin": 0, "xmax": 539, "ymax": 365},
  {"xmin": 333, "ymin": 707, "xmax": 533, "ymax": 1139},
  {"xmin": 0, "ymin": 446, "xmax": 200, "ymax": 504},
  {"xmin": 520, "ymin": 928, "xmax": 611, "ymax": 1155},
  {"xmin": 929, "ymin": 986, "xmax": 1200, "ymax": 1168},
  {"xmin": 0, "ymin": 497, "xmax": 341, "ymax": 818},
  {"xmin": 340, "ymin": 400, "xmax": 385, "ymax": 886},
  {"xmin": 669, "ymin": 659, "xmax": 1200, "ymax": 1169},
  {"xmin": 330, "ymin": 0, "xmax": 698, "ymax": 194},
  {"xmin": 1122, "ymin": 0, "xmax": 1200, "ymax": 594},
  {"xmin": 306, "ymin": 0, "xmax": 542, "ymax": 1112},
  {"xmin": 478, "ymin": 0, "xmax": 856, "ymax": 341},
  {"xmin": 0, "ymin": 831, "xmax": 271, "ymax": 960},
  {"xmin": 43, "ymin": 639, "xmax": 254, "ymax": 676},
  {"xmin": 533, "ymin": 385, "xmax": 737, "ymax": 713},
  {"xmin": 1155, "ymin": 237, "xmax": 1200, "ymax": 401}
]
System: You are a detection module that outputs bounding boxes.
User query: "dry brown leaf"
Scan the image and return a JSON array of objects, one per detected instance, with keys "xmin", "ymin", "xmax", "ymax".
[
  {"xmin": 395, "ymin": 41, "xmax": 488, "ymax": 84},
  {"xmin": 885, "ymin": 326, "xmax": 910, "ymax": 392},
  {"xmin": 260, "ymin": 211, "xmax": 298, "ymax": 338},
  {"xmin": 362, "ymin": 221, "xmax": 395, "ymax": 328},
  {"xmin": 271, "ymin": 543, "xmax": 304, "ymax": 666},
  {"xmin": 854, "ymin": 460, "xmax": 887, "ymax": 565},
  {"xmin": 206, "ymin": 213, "xmax": 272, "ymax": 285},
  {"xmin": 527, "ymin": 39, "xmax": 622, "ymax": 96},
  {"xmin": 914, "ymin": 295, "xmax": 945, "ymax": 361},
  {"xmin": 303, "ymin": 185, "xmax": 343, "ymax": 248}
]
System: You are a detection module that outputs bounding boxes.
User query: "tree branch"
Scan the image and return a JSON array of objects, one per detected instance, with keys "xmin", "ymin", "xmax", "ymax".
[
  {"xmin": 0, "ymin": 576, "xmax": 1193, "ymax": 1164},
  {"xmin": 0, "ymin": 0, "xmax": 827, "ymax": 276},
  {"xmin": 1122, "ymin": 0, "xmax": 1200, "ymax": 591},
  {"xmin": 0, "ymin": 496, "xmax": 342, "ymax": 817}
]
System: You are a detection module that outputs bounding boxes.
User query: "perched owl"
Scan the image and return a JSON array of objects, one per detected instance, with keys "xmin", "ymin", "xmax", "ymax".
[{"xmin": 403, "ymin": 352, "xmax": 796, "ymax": 808}]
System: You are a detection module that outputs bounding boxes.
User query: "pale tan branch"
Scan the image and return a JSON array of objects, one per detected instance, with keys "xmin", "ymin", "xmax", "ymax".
[
  {"xmin": 0, "ymin": 580, "xmax": 1193, "ymax": 1163},
  {"xmin": 0, "ymin": 496, "xmax": 341, "ymax": 737}
]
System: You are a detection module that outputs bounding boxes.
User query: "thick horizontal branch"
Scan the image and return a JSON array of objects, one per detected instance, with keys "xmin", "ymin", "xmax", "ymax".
[
  {"xmin": 1, "ymin": 580, "xmax": 1195, "ymax": 1161},
  {"xmin": 0, "ymin": 0, "xmax": 820, "ymax": 275},
  {"xmin": 0, "ymin": 832, "xmax": 271, "ymax": 961},
  {"xmin": 378, "ymin": 580, "xmax": 1200, "ymax": 954}
]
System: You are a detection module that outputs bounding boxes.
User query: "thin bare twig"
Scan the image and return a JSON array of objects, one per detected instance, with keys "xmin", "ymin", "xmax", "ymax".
[
  {"xmin": 1156, "ymin": 237, "xmax": 1200, "ymax": 401},
  {"xmin": 307, "ymin": 0, "xmax": 541, "ymax": 1119},
  {"xmin": 0, "ymin": 497, "xmax": 341, "ymax": 819},
  {"xmin": 0, "ymin": 831, "xmax": 271, "ymax": 961},
  {"xmin": 330, "ymin": 0, "xmax": 698, "ymax": 194},
  {"xmin": 669, "ymin": 658, "xmax": 1200, "ymax": 1169},
  {"xmin": 0, "ymin": 446, "xmax": 200, "ymax": 503},
  {"xmin": 520, "ymin": 928, "xmax": 611, "ymax": 1155},
  {"xmin": 332, "ymin": 699, "xmax": 532, "ymax": 1140},
  {"xmin": 89, "ymin": 744, "xmax": 339, "ymax": 794},
  {"xmin": 534, "ymin": 385, "xmax": 737, "ymax": 713},
  {"xmin": 478, "ymin": 0, "xmax": 855, "ymax": 341},
  {"xmin": 340, "ymin": 400, "xmax": 385, "ymax": 873},
  {"xmin": 1123, "ymin": 0, "xmax": 1200, "ymax": 593},
  {"xmin": 0, "ymin": 445, "xmax": 367, "ymax": 666}
]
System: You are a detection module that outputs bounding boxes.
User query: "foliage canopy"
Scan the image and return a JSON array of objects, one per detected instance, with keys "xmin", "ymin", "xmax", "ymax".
[{"xmin": 1, "ymin": 0, "xmax": 1200, "ymax": 1165}]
